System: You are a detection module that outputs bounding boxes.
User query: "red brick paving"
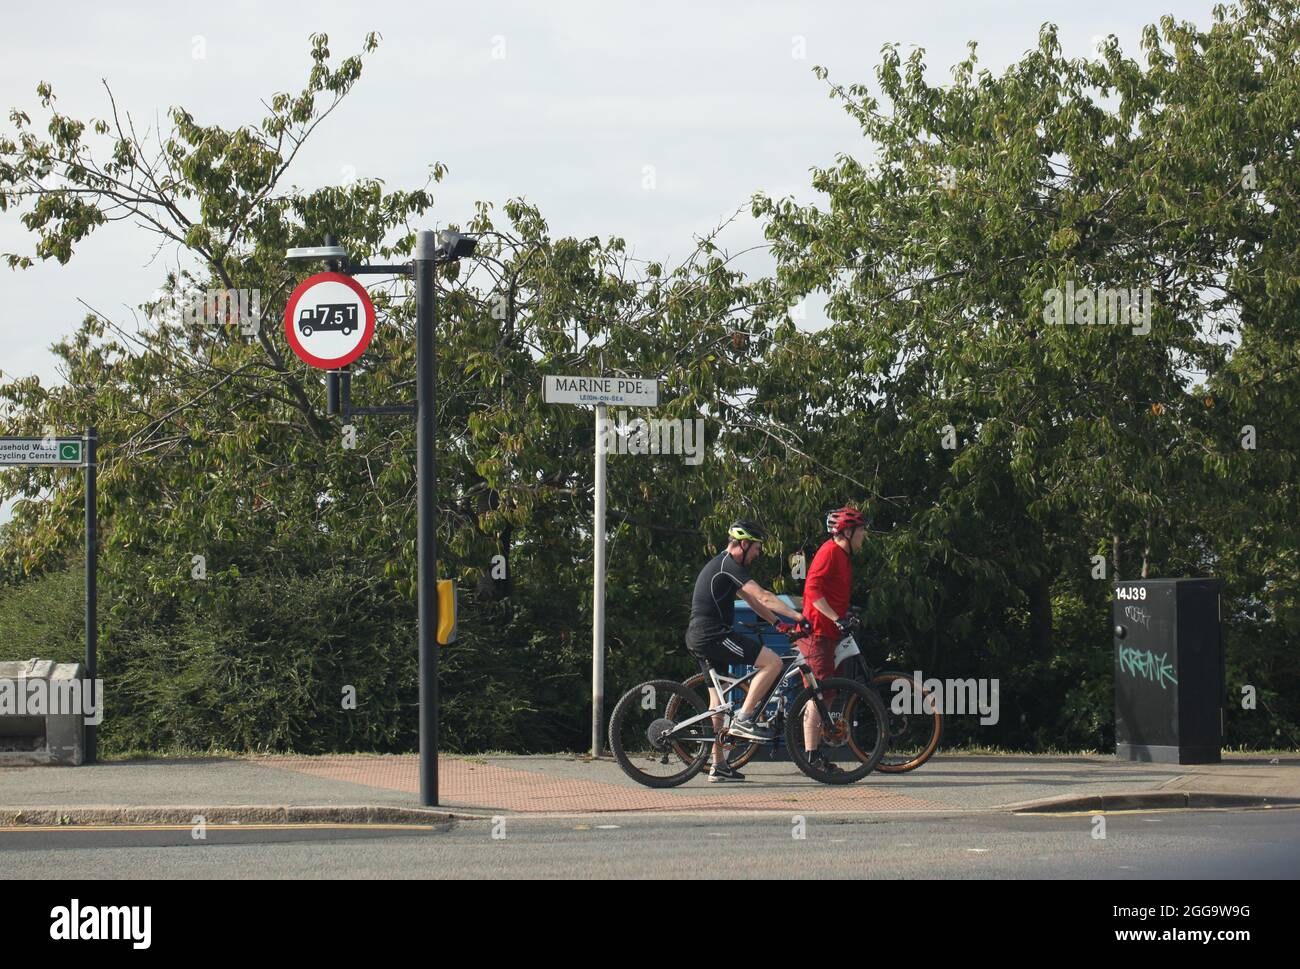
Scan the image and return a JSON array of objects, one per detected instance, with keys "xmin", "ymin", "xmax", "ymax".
[{"xmin": 252, "ymin": 755, "xmax": 949, "ymax": 814}]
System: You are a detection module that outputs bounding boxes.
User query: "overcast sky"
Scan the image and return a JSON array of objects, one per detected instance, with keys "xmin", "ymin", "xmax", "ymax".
[{"xmin": 0, "ymin": 0, "xmax": 1218, "ymax": 524}]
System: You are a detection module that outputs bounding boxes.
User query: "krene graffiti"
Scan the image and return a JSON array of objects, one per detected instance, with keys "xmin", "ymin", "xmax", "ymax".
[{"xmin": 1118, "ymin": 646, "xmax": 1178, "ymax": 690}]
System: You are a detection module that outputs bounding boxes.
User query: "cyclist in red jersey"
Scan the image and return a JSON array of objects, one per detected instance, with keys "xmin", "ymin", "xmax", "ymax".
[{"xmin": 798, "ymin": 506, "xmax": 868, "ymax": 776}]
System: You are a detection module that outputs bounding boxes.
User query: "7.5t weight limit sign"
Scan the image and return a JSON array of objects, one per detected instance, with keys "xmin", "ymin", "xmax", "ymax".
[{"xmin": 284, "ymin": 271, "xmax": 376, "ymax": 369}]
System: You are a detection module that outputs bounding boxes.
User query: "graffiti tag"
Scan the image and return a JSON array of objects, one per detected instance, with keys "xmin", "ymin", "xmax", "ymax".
[
  {"xmin": 1123, "ymin": 605, "xmax": 1152, "ymax": 629},
  {"xmin": 1118, "ymin": 646, "xmax": 1178, "ymax": 690}
]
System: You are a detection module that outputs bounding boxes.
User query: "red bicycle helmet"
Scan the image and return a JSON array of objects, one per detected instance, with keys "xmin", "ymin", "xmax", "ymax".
[{"xmin": 826, "ymin": 506, "xmax": 867, "ymax": 535}]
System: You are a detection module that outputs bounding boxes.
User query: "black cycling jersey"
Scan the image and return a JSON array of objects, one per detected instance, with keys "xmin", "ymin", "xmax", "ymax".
[{"xmin": 686, "ymin": 550, "xmax": 752, "ymax": 644}]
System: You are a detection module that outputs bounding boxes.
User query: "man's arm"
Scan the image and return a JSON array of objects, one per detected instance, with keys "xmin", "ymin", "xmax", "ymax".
[
  {"xmin": 810, "ymin": 596, "xmax": 839, "ymax": 624},
  {"xmin": 738, "ymin": 580, "xmax": 803, "ymax": 624}
]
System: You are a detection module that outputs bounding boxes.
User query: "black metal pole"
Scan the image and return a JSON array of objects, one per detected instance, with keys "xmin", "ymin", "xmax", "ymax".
[
  {"xmin": 326, "ymin": 371, "xmax": 341, "ymax": 415},
  {"xmin": 84, "ymin": 426, "xmax": 97, "ymax": 765},
  {"xmin": 324, "ymin": 233, "xmax": 340, "ymax": 272},
  {"xmin": 324, "ymin": 234, "xmax": 343, "ymax": 418},
  {"xmin": 415, "ymin": 231, "xmax": 439, "ymax": 806}
]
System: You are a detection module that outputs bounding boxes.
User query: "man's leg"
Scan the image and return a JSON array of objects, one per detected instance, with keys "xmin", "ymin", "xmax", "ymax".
[
  {"xmin": 803, "ymin": 692, "xmax": 821, "ymax": 751},
  {"xmin": 709, "ymin": 686, "xmax": 725, "ymax": 764},
  {"xmin": 738, "ymin": 647, "xmax": 781, "ymax": 718},
  {"xmin": 688, "ymin": 646, "xmax": 728, "ymax": 763},
  {"xmin": 800, "ymin": 637, "xmax": 838, "ymax": 751}
]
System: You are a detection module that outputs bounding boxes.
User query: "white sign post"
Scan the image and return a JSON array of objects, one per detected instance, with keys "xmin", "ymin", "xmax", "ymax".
[
  {"xmin": 543, "ymin": 375, "xmax": 661, "ymax": 757},
  {"xmin": 592, "ymin": 401, "xmax": 607, "ymax": 760}
]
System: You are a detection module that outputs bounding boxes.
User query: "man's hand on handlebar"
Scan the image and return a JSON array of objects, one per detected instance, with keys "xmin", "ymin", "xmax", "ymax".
[
  {"xmin": 775, "ymin": 619, "xmax": 813, "ymax": 639},
  {"xmin": 836, "ymin": 614, "xmax": 862, "ymax": 635}
]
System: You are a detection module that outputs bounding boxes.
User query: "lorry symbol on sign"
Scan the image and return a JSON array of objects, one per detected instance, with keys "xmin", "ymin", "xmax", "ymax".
[{"xmin": 297, "ymin": 303, "xmax": 358, "ymax": 337}]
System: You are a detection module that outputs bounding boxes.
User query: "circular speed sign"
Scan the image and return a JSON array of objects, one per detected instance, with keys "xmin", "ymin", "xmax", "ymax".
[{"xmin": 283, "ymin": 272, "xmax": 376, "ymax": 369}]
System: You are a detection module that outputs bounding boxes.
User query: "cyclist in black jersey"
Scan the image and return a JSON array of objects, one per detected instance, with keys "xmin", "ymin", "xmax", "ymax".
[{"xmin": 686, "ymin": 519, "xmax": 808, "ymax": 781}]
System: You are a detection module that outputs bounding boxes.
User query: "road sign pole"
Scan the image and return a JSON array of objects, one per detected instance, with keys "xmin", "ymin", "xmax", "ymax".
[
  {"xmin": 288, "ymin": 231, "xmax": 476, "ymax": 807},
  {"xmin": 84, "ymin": 426, "xmax": 97, "ymax": 765},
  {"xmin": 539, "ymin": 376, "xmax": 661, "ymax": 758},
  {"xmin": 415, "ymin": 230, "xmax": 440, "ymax": 806},
  {"xmin": 592, "ymin": 403, "xmax": 607, "ymax": 758}
]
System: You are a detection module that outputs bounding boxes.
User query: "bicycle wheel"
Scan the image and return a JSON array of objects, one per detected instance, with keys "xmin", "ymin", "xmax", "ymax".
[
  {"xmin": 784, "ymin": 677, "xmax": 888, "ymax": 784},
  {"xmin": 676, "ymin": 671, "xmax": 761, "ymax": 769},
  {"xmin": 872, "ymin": 671, "xmax": 943, "ymax": 772},
  {"xmin": 608, "ymin": 679, "xmax": 712, "ymax": 788}
]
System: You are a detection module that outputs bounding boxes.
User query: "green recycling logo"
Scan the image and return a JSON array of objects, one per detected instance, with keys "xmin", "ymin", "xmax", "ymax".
[{"xmin": 59, "ymin": 442, "xmax": 82, "ymax": 462}]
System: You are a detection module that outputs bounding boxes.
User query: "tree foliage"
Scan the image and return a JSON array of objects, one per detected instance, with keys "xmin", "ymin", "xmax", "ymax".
[{"xmin": 1, "ymin": 6, "xmax": 1296, "ymax": 753}]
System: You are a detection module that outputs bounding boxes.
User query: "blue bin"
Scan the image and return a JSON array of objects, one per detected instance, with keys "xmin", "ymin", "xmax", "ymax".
[
  {"xmin": 729, "ymin": 596, "xmax": 803, "ymax": 747},
  {"xmin": 731, "ymin": 595, "xmax": 800, "ymax": 658}
]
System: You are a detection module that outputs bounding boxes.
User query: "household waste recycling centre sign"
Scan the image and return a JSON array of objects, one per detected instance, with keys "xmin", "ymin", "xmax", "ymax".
[{"xmin": 0, "ymin": 438, "xmax": 84, "ymax": 466}]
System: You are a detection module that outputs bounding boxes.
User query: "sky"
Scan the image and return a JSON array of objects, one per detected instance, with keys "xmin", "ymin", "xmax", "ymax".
[{"xmin": 0, "ymin": 0, "xmax": 1221, "ymax": 524}]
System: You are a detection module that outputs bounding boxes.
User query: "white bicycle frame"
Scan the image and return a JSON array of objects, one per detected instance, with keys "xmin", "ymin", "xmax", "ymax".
[
  {"xmin": 833, "ymin": 632, "xmax": 862, "ymax": 667},
  {"xmin": 673, "ymin": 632, "xmax": 864, "ymax": 739}
]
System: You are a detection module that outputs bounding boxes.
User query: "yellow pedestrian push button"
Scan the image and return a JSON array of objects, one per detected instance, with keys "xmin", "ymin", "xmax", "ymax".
[{"xmin": 437, "ymin": 579, "xmax": 457, "ymax": 644}]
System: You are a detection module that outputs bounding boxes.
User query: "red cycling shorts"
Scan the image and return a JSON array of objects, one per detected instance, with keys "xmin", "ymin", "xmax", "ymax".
[{"xmin": 798, "ymin": 635, "xmax": 841, "ymax": 695}]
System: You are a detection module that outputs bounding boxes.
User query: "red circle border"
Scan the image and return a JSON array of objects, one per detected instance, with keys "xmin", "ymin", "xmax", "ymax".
[{"xmin": 283, "ymin": 271, "xmax": 377, "ymax": 369}]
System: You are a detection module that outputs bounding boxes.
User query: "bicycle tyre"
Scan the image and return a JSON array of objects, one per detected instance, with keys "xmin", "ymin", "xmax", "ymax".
[
  {"xmin": 608, "ymin": 679, "xmax": 711, "ymax": 788},
  {"xmin": 872, "ymin": 671, "xmax": 943, "ymax": 772},
  {"xmin": 784, "ymin": 677, "xmax": 888, "ymax": 784}
]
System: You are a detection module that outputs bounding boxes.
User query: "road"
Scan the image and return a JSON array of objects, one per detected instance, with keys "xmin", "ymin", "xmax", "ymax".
[{"xmin": 3, "ymin": 807, "xmax": 1298, "ymax": 879}]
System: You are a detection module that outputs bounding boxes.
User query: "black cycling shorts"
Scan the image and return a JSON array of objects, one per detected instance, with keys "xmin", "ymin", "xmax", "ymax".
[{"xmin": 687, "ymin": 631, "xmax": 763, "ymax": 674}]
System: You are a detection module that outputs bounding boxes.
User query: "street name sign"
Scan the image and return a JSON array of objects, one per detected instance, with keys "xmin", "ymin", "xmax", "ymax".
[
  {"xmin": 542, "ymin": 375, "xmax": 660, "ymax": 407},
  {"xmin": 0, "ymin": 438, "xmax": 85, "ymax": 466}
]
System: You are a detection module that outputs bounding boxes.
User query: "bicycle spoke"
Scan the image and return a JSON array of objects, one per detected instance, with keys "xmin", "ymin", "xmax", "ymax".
[
  {"xmin": 609, "ymin": 680, "xmax": 712, "ymax": 787},
  {"xmin": 873, "ymin": 673, "xmax": 943, "ymax": 771},
  {"xmin": 784, "ymin": 678, "xmax": 887, "ymax": 784}
]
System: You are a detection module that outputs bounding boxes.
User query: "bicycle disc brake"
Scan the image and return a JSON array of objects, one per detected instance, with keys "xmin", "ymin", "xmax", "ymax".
[{"xmin": 821, "ymin": 714, "xmax": 850, "ymax": 748}]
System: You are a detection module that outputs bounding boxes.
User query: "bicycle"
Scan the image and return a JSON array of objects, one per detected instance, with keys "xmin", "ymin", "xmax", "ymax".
[
  {"xmin": 679, "ymin": 608, "xmax": 943, "ymax": 773},
  {"xmin": 608, "ymin": 625, "xmax": 889, "ymax": 788}
]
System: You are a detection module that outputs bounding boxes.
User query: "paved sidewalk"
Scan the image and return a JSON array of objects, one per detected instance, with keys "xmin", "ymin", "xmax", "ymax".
[{"xmin": 1, "ymin": 752, "xmax": 1297, "ymax": 823}]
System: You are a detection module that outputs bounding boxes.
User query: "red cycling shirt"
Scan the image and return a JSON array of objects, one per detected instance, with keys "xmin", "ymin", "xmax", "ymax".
[{"xmin": 801, "ymin": 539, "xmax": 851, "ymax": 639}]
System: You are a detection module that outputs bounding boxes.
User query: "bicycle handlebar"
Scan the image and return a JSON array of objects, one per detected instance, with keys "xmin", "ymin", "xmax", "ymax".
[{"xmin": 734, "ymin": 619, "xmax": 812, "ymax": 641}]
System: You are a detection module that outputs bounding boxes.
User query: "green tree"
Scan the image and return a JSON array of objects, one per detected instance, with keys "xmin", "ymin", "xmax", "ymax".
[
  {"xmin": 0, "ymin": 34, "xmax": 772, "ymax": 752},
  {"xmin": 750, "ymin": 0, "xmax": 1299, "ymax": 748}
]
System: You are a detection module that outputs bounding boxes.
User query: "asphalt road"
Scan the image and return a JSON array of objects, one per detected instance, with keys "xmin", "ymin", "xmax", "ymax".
[{"xmin": 3, "ymin": 807, "xmax": 1298, "ymax": 879}]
